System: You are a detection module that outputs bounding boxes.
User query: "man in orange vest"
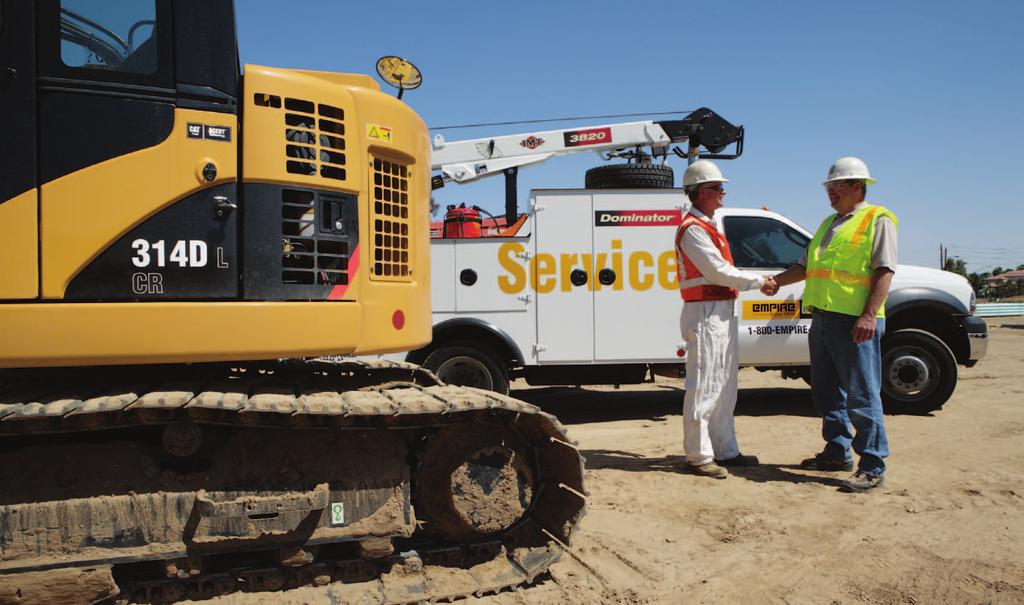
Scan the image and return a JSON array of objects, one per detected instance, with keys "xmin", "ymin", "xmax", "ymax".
[
  {"xmin": 765, "ymin": 157, "xmax": 897, "ymax": 493},
  {"xmin": 675, "ymin": 160, "xmax": 776, "ymax": 479}
]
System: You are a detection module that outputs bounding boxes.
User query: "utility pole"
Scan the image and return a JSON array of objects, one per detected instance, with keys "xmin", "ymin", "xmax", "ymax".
[{"xmin": 939, "ymin": 244, "xmax": 946, "ymax": 269}]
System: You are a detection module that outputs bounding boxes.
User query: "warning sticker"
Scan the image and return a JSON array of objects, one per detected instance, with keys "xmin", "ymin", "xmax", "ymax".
[
  {"xmin": 330, "ymin": 502, "xmax": 345, "ymax": 525},
  {"xmin": 742, "ymin": 300, "xmax": 802, "ymax": 320},
  {"xmin": 367, "ymin": 124, "xmax": 393, "ymax": 143}
]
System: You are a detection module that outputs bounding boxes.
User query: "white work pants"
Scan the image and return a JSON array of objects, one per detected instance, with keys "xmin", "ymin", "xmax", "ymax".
[{"xmin": 680, "ymin": 299, "xmax": 741, "ymax": 465}]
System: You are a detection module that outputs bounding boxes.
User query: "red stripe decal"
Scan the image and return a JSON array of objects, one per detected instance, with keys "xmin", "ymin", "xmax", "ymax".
[{"xmin": 327, "ymin": 244, "xmax": 360, "ymax": 300}]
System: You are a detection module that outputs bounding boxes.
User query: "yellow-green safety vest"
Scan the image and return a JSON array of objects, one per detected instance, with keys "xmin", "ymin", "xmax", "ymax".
[{"xmin": 803, "ymin": 204, "xmax": 898, "ymax": 318}]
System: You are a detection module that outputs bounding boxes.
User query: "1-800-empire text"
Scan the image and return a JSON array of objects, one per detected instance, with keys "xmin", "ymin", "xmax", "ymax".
[{"xmin": 748, "ymin": 324, "xmax": 810, "ymax": 336}]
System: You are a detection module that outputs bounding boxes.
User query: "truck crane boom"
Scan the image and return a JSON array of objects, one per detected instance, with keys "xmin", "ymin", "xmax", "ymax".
[{"xmin": 430, "ymin": 107, "xmax": 744, "ymax": 186}]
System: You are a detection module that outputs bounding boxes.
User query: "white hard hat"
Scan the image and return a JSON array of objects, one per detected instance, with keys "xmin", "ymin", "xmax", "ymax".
[
  {"xmin": 822, "ymin": 156, "xmax": 876, "ymax": 185},
  {"xmin": 683, "ymin": 159, "xmax": 728, "ymax": 189}
]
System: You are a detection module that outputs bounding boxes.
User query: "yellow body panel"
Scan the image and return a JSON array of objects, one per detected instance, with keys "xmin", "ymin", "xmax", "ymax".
[
  {"xmin": 0, "ymin": 296, "xmax": 430, "ymax": 369},
  {"xmin": 241, "ymin": 65, "xmax": 432, "ymax": 351},
  {"xmin": 41, "ymin": 109, "xmax": 238, "ymax": 298},
  {"xmin": 0, "ymin": 190, "xmax": 39, "ymax": 299},
  {"xmin": 1, "ymin": 66, "xmax": 432, "ymax": 369}
]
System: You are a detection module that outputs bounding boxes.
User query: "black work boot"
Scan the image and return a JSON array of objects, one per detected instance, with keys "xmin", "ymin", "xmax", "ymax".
[
  {"xmin": 715, "ymin": 453, "xmax": 759, "ymax": 467},
  {"xmin": 800, "ymin": 453, "xmax": 854, "ymax": 472}
]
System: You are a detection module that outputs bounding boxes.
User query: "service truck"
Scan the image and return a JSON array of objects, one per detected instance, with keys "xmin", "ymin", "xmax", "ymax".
[{"xmin": 404, "ymin": 109, "xmax": 987, "ymax": 413}]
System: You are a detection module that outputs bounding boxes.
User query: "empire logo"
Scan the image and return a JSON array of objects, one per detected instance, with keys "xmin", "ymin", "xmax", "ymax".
[
  {"xmin": 751, "ymin": 302, "xmax": 797, "ymax": 314},
  {"xmin": 743, "ymin": 300, "xmax": 804, "ymax": 320},
  {"xmin": 520, "ymin": 136, "xmax": 545, "ymax": 150},
  {"xmin": 594, "ymin": 210, "xmax": 683, "ymax": 227}
]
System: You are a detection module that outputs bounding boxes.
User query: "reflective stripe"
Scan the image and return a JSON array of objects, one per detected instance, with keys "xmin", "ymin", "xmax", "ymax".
[
  {"xmin": 806, "ymin": 268, "xmax": 871, "ymax": 288},
  {"xmin": 849, "ymin": 206, "xmax": 881, "ymax": 248}
]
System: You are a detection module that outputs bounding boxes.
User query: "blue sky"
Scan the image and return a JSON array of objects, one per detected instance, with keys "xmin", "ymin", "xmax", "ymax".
[{"xmin": 237, "ymin": 0, "xmax": 1023, "ymax": 273}]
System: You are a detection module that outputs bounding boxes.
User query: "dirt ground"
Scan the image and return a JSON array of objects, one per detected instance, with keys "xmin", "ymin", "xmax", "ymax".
[{"xmin": 213, "ymin": 320, "xmax": 1024, "ymax": 604}]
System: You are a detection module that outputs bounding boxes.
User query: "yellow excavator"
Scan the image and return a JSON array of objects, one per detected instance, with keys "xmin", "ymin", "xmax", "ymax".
[{"xmin": 0, "ymin": 2, "xmax": 584, "ymax": 603}]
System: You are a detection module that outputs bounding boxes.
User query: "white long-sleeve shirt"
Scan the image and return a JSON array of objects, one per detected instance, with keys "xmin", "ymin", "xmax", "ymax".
[{"xmin": 677, "ymin": 208, "xmax": 765, "ymax": 291}]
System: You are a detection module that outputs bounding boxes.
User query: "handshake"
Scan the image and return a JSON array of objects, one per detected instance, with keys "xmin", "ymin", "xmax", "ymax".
[{"xmin": 760, "ymin": 276, "xmax": 780, "ymax": 296}]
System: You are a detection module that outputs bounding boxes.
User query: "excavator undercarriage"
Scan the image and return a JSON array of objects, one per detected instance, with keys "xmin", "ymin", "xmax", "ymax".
[{"xmin": 0, "ymin": 361, "xmax": 586, "ymax": 604}]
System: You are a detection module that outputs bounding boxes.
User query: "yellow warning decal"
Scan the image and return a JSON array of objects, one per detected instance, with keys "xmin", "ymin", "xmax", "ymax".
[
  {"xmin": 742, "ymin": 300, "xmax": 802, "ymax": 320},
  {"xmin": 367, "ymin": 124, "xmax": 393, "ymax": 143}
]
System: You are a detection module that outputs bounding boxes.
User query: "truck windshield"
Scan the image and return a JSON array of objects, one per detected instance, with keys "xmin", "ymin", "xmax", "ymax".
[{"xmin": 723, "ymin": 216, "xmax": 810, "ymax": 269}]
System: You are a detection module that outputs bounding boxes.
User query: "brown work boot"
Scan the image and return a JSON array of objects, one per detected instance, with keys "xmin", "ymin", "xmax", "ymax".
[
  {"xmin": 840, "ymin": 471, "xmax": 885, "ymax": 493},
  {"xmin": 688, "ymin": 461, "xmax": 727, "ymax": 479},
  {"xmin": 715, "ymin": 453, "xmax": 759, "ymax": 467}
]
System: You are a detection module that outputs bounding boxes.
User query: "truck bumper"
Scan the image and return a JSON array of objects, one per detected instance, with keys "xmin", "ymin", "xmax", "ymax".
[{"xmin": 964, "ymin": 315, "xmax": 988, "ymax": 364}]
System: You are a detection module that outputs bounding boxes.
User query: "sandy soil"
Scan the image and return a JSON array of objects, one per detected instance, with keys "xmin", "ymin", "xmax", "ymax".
[{"xmin": 213, "ymin": 320, "xmax": 1024, "ymax": 604}]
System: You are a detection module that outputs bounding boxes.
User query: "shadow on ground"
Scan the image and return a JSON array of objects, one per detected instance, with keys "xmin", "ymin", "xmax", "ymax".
[
  {"xmin": 511, "ymin": 385, "xmax": 817, "ymax": 424},
  {"xmin": 580, "ymin": 449, "xmax": 846, "ymax": 487}
]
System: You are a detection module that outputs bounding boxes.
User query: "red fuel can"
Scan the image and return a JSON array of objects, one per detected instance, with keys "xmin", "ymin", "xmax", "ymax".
[{"xmin": 443, "ymin": 204, "xmax": 482, "ymax": 238}]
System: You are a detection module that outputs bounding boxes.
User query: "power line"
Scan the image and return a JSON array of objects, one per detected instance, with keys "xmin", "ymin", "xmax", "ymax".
[{"xmin": 430, "ymin": 110, "xmax": 694, "ymax": 131}]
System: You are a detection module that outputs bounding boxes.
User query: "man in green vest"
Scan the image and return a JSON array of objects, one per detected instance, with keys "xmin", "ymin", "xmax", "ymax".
[{"xmin": 764, "ymin": 157, "xmax": 897, "ymax": 493}]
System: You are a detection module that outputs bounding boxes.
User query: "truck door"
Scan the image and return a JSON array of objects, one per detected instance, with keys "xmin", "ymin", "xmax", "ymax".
[
  {"xmin": 533, "ymin": 191, "xmax": 594, "ymax": 363},
  {"xmin": 592, "ymin": 191, "xmax": 687, "ymax": 362},
  {"xmin": 0, "ymin": 1, "xmax": 39, "ymax": 299},
  {"xmin": 721, "ymin": 213, "xmax": 813, "ymax": 364}
]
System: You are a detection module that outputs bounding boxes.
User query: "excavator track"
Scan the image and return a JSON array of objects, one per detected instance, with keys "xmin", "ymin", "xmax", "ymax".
[{"xmin": 0, "ymin": 360, "xmax": 586, "ymax": 604}]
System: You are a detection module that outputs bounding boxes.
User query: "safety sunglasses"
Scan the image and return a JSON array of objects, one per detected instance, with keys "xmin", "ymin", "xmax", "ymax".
[
  {"xmin": 825, "ymin": 180, "xmax": 860, "ymax": 190},
  {"xmin": 701, "ymin": 184, "xmax": 725, "ymax": 192}
]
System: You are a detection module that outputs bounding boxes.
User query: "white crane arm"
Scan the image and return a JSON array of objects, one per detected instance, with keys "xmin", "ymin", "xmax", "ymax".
[{"xmin": 431, "ymin": 121, "xmax": 675, "ymax": 184}]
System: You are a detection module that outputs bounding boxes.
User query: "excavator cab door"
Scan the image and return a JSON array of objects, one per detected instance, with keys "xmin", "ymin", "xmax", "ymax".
[
  {"xmin": 0, "ymin": 1, "xmax": 40, "ymax": 299},
  {"xmin": 31, "ymin": 0, "xmax": 241, "ymax": 301}
]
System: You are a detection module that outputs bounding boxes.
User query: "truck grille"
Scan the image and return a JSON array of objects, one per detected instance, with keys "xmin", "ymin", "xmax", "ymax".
[{"xmin": 369, "ymin": 155, "xmax": 412, "ymax": 282}]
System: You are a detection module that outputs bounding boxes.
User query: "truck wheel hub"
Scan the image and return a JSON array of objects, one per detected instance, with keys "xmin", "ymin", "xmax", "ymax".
[
  {"xmin": 435, "ymin": 356, "xmax": 493, "ymax": 390},
  {"xmin": 887, "ymin": 354, "xmax": 930, "ymax": 394}
]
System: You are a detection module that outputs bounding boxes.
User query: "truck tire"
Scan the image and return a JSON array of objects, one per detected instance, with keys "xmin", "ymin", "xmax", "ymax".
[
  {"xmin": 881, "ymin": 329, "xmax": 958, "ymax": 414},
  {"xmin": 423, "ymin": 342, "xmax": 510, "ymax": 395},
  {"xmin": 584, "ymin": 163, "xmax": 674, "ymax": 189}
]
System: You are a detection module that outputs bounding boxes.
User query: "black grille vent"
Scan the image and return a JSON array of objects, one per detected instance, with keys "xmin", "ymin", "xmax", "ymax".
[
  {"xmin": 281, "ymin": 189, "xmax": 350, "ymax": 285},
  {"xmin": 280, "ymin": 97, "xmax": 347, "ymax": 181}
]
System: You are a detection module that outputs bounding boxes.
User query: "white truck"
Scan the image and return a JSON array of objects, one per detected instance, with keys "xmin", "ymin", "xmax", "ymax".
[{"xmin": 404, "ymin": 109, "xmax": 988, "ymax": 413}]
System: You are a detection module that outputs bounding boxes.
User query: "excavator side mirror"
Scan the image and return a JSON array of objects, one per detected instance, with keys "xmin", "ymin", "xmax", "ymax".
[{"xmin": 376, "ymin": 56, "xmax": 422, "ymax": 100}]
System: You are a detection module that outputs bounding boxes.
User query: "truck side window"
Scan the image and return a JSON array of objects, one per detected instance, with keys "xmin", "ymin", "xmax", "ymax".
[
  {"xmin": 59, "ymin": 0, "xmax": 156, "ymax": 74},
  {"xmin": 723, "ymin": 216, "xmax": 810, "ymax": 269}
]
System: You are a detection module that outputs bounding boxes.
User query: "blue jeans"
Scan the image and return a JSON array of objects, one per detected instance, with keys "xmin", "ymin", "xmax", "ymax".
[{"xmin": 808, "ymin": 310, "xmax": 889, "ymax": 477}]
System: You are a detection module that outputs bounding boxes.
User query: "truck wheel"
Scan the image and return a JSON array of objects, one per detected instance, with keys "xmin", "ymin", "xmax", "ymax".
[
  {"xmin": 881, "ymin": 329, "xmax": 957, "ymax": 414},
  {"xmin": 423, "ymin": 342, "xmax": 510, "ymax": 395},
  {"xmin": 584, "ymin": 163, "xmax": 674, "ymax": 189}
]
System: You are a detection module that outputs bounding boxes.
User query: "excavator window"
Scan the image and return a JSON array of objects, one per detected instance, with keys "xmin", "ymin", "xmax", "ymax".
[{"xmin": 59, "ymin": 0, "xmax": 157, "ymax": 74}]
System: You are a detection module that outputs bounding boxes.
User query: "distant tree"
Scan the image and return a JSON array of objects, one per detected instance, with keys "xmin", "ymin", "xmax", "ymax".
[
  {"xmin": 943, "ymin": 256, "xmax": 968, "ymax": 277},
  {"xmin": 967, "ymin": 272, "xmax": 985, "ymax": 292},
  {"xmin": 429, "ymin": 196, "xmax": 440, "ymax": 217},
  {"xmin": 991, "ymin": 266, "xmax": 1005, "ymax": 277},
  {"xmin": 1017, "ymin": 264, "xmax": 1024, "ymax": 271}
]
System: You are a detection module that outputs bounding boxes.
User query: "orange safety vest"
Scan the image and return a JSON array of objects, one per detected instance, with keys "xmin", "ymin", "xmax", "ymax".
[{"xmin": 674, "ymin": 213, "xmax": 739, "ymax": 302}]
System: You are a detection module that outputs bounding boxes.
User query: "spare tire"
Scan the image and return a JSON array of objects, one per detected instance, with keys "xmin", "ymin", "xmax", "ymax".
[{"xmin": 584, "ymin": 163, "xmax": 675, "ymax": 189}]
